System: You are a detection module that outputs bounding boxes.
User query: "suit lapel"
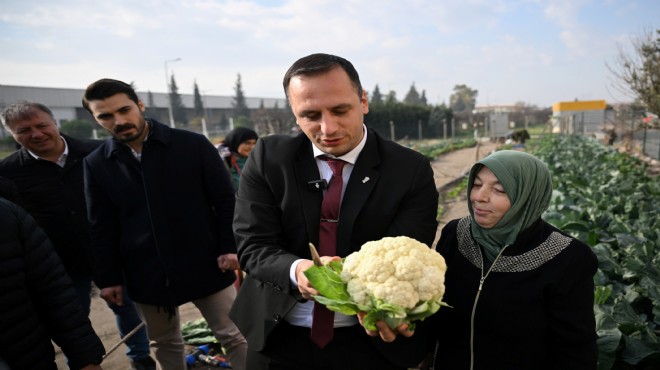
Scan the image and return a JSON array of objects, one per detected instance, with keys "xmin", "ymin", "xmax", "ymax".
[
  {"xmin": 293, "ymin": 140, "xmax": 323, "ymax": 248},
  {"xmin": 336, "ymin": 132, "xmax": 380, "ymax": 257}
]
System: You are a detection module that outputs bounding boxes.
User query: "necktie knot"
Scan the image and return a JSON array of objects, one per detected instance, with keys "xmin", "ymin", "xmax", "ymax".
[{"xmin": 319, "ymin": 156, "xmax": 346, "ymax": 177}]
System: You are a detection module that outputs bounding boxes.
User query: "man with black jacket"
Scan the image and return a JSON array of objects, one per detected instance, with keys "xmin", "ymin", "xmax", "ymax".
[
  {"xmin": 0, "ymin": 101, "xmax": 155, "ymax": 370},
  {"xmin": 82, "ymin": 79, "xmax": 247, "ymax": 370}
]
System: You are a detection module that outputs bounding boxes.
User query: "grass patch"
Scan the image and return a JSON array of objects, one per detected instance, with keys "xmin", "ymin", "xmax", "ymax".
[{"xmin": 437, "ymin": 176, "xmax": 468, "ymax": 221}]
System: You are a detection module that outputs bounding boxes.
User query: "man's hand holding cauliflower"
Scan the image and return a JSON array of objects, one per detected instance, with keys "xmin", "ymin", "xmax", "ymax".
[{"xmin": 302, "ymin": 236, "xmax": 448, "ymax": 342}]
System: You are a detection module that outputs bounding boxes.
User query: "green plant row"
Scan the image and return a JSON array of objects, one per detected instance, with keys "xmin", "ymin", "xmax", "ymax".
[
  {"xmin": 413, "ymin": 138, "xmax": 477, "ymax": 160},
  {"xmin": 533, "ymin": 135, "xmax": 660, "ymax": 370}
]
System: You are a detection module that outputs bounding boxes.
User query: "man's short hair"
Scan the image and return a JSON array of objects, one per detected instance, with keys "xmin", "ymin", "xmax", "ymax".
[
  {"xmin": 283, "ymin": 53, "xmax": 363, "ymax": 100},
  {"xmin": 1, "ymin": 101, "xmax": 55, "ymax": 131},
  {"xmin": 82, "ymin": 78, "xmax": 140, "ymax": 113}
]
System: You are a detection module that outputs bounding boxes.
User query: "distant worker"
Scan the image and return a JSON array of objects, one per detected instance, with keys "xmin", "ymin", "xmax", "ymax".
[
  {"xmin": 511, "ymin": 129, "xmax": 530, "ymax": 144},
  {"xmin": 606, "ymin": 128, "xmax": 617, "ymax": 146},
  {"xmin": 218, "ymin": 127, "xmax": 259, "ymax": 191}
]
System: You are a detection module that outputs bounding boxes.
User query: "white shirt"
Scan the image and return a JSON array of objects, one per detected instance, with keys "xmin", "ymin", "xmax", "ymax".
[
  {"xmin": 284, "ymin": 125, "xmax": 368, "ymax": 328},
  {"xmin": 27, "ymin": 136, "xmax": 68, "ymax": 168}
]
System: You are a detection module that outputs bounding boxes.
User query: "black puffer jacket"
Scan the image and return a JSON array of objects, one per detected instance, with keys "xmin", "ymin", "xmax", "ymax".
[{"xmin": 0, "ymin": 198, "xmax": 105, "ymax": 370}]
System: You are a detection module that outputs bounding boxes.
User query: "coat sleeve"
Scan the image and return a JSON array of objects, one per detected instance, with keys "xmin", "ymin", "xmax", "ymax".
[
  {"xmin": 198, "ymin": 136, "xmax": 237, "ymax": 254},
  {"xmin": 83, "ymin": 156, "xmax": 124, "ymax": 288},
  {"xmin": 232, "ymin": 138, "xmax": 300, "ymax": 296},
  {"xmin": 18, "ymin": 204, "xmax": 105, "ymax": 369},
  {"xmin": 546, "ymin": 239, "xmax": 598, "ymax": 370}
]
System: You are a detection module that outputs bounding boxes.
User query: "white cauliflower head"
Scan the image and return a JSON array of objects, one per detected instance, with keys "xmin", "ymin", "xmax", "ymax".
[{"xmin": 341, "ymin": 236, "xmax": 447, "ymax": 309}]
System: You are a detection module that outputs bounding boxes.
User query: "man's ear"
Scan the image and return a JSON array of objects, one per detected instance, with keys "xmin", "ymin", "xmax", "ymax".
[{"xmin": 138, "ymin": 99, "xmax": 146, "ymax": 112}]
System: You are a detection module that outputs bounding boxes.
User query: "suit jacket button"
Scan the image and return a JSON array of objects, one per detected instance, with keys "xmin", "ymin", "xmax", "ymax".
[{"xmin": 272, "ymin": 314, "xmax": 281, "ymax": 322}]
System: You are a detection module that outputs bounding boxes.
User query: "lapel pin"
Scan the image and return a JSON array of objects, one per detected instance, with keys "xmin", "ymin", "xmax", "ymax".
[{"xmin": 362, "ymin": 177, "xmax": 370, "ymax": 183}]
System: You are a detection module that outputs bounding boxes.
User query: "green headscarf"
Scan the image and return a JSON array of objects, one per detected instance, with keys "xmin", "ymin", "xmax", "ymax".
[{"xmin": 467, "ymin": 150, "xmax": 553, "ymax": 262}]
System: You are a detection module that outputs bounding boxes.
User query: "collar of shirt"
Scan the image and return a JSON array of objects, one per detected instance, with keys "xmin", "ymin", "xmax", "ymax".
[
  {"xmin": 311, "ymin": 124, "xmax": 367, "ymax": 165},
  {"xmin": 27, "ymin": 136, "xmax": 69, "ymax": 168},
  {"xmin": 123, "ymin": 119, "xmax": 152, "ymax": 161},
  {"xmin": 312, "ymin": 124, "xmax": 367, "ymax": 186}
]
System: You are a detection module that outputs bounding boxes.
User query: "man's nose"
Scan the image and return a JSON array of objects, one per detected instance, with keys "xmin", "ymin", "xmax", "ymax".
[{"xmin": 319, "ymin": 115, "xmax": 339, "ymax": 135}]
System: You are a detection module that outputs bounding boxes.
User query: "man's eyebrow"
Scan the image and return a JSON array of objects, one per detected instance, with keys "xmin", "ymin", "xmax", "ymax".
[
  {"xmin": 331, "ymin": 103, "xmax": 352, "ymax": 110},
  {"xmin": 298, "ymin": 109, "xmax": 319, "ymax": 116}
]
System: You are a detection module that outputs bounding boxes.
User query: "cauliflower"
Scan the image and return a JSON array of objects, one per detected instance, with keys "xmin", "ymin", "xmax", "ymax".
[
  {"xmin": 304, "ymin": 236, "xmax": 448, "ymax": 330},
  {"xmin": 341, "ymin": 236, "xmax": 446, "ymax": 310}
]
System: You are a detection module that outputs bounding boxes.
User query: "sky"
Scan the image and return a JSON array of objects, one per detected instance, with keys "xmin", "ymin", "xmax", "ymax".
[{"xmin": 0, "ymin": 0, "xmax": 658, "ymax": 108}]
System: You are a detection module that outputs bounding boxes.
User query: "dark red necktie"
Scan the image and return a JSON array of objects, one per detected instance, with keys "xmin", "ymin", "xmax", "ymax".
[{"xmin": 310, "ymin": 157, "xmax": 346, "ymax": 348}]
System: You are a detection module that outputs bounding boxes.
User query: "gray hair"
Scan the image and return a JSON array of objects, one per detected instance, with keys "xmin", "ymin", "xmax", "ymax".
[{"xmin": 1, "ymin": 101, "xmax": 55, "ymax": 131}]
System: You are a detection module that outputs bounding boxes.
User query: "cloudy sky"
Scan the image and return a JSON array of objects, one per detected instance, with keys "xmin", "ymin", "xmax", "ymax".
[{"xmin": 0, "ymin": 0, "xmax": 658, "ymax": 107}]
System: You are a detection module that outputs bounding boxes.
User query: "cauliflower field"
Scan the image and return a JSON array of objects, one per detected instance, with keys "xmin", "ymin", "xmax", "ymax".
[{"xmin": 533, "ymin": 135, "xmax": 660, "ymax": 370}]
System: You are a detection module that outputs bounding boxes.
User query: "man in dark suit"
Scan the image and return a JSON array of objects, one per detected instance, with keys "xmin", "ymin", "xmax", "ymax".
[
  {"xmin": 230, "ymin": 53, "xmax": 439, "ymax": 370},
  {"xmin": 0, "ymin": 101, "xmax": 155, "ymax": 370}
]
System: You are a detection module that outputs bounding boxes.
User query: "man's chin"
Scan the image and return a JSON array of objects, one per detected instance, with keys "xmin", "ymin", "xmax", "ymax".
[
  {"xmin": 114, "ymin": 134, "xmax": 139, "ymax": 143},
  {"xmin": 320, "ymin": 146, "xmax": 349, "ymax": 157}
]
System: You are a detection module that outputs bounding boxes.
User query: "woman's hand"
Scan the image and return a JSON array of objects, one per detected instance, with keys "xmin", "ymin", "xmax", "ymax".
[{"xmin": 357, "ymin": 312, "xmax": 415, "ymax": 342}]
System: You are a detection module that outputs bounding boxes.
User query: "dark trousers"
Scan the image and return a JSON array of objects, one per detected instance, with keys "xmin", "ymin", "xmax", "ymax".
[{"xmin": 247, "ymin": 321, "xmax": 405, "ymax": 370}]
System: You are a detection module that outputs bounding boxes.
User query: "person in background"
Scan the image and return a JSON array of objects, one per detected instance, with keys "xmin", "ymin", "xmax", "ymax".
[
  {"xmin": 82, "ymin": 78, "xmax": 247, "ymax": 370},
  {"xmin": 427, "ymin": 150, "xmax": 598, "ymax": 369},
  {"xmin": 0, "ymin": 101, "xmax": 155, "ymax": 370},
  {"xmin": 230, "ymin": 53, "xmax": 438, "ymax": 370},
  {"xmin": 218, "ymin": 127, "xmax": 258, "ymax": 191},
  {"xmin": 0, "ymin": 193, "xmax": 105, "ymax": 370}
]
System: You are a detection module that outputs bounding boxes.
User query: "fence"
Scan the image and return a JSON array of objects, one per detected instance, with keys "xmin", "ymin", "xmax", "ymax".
[{"xmin": 633, "ymin": 128, "xmax": 660, "ymax": 160}]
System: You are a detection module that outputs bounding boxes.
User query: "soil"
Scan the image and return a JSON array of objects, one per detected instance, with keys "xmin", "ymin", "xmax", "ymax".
[
  {"xmin": 54, "ymin": 141, "xmax": 499, "ymax": 370},
  {"xmin": 431, "ymin": 141, "xmax": 500, "ymax": 243}
]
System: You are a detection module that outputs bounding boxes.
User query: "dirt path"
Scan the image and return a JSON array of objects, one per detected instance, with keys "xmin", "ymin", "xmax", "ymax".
[
  {"xmin": 55, "ymin": 141, "xmax": 499, "ymax": 369},
  {"xmin": 55, "ymin": 289, "xmax": 205, "ymax": 370},
  {"xmin": 431, "ymin": 141, "xmax": 499, "ymax": 243}
]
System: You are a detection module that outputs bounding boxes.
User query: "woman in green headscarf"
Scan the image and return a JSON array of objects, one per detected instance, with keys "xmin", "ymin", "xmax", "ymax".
[{"xmin": 427, "ymin": 150, "xmax": 598, "ymax": 370}]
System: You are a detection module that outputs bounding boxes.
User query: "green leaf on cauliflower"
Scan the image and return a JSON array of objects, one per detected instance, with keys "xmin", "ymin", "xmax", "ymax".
[
  {"xmin": 313, "ymin": 295, "xmax": 361, "ymax": 315},
  {"xmin": 304, "ymin": 262, "xmax": 351, "ymax": 302}
]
